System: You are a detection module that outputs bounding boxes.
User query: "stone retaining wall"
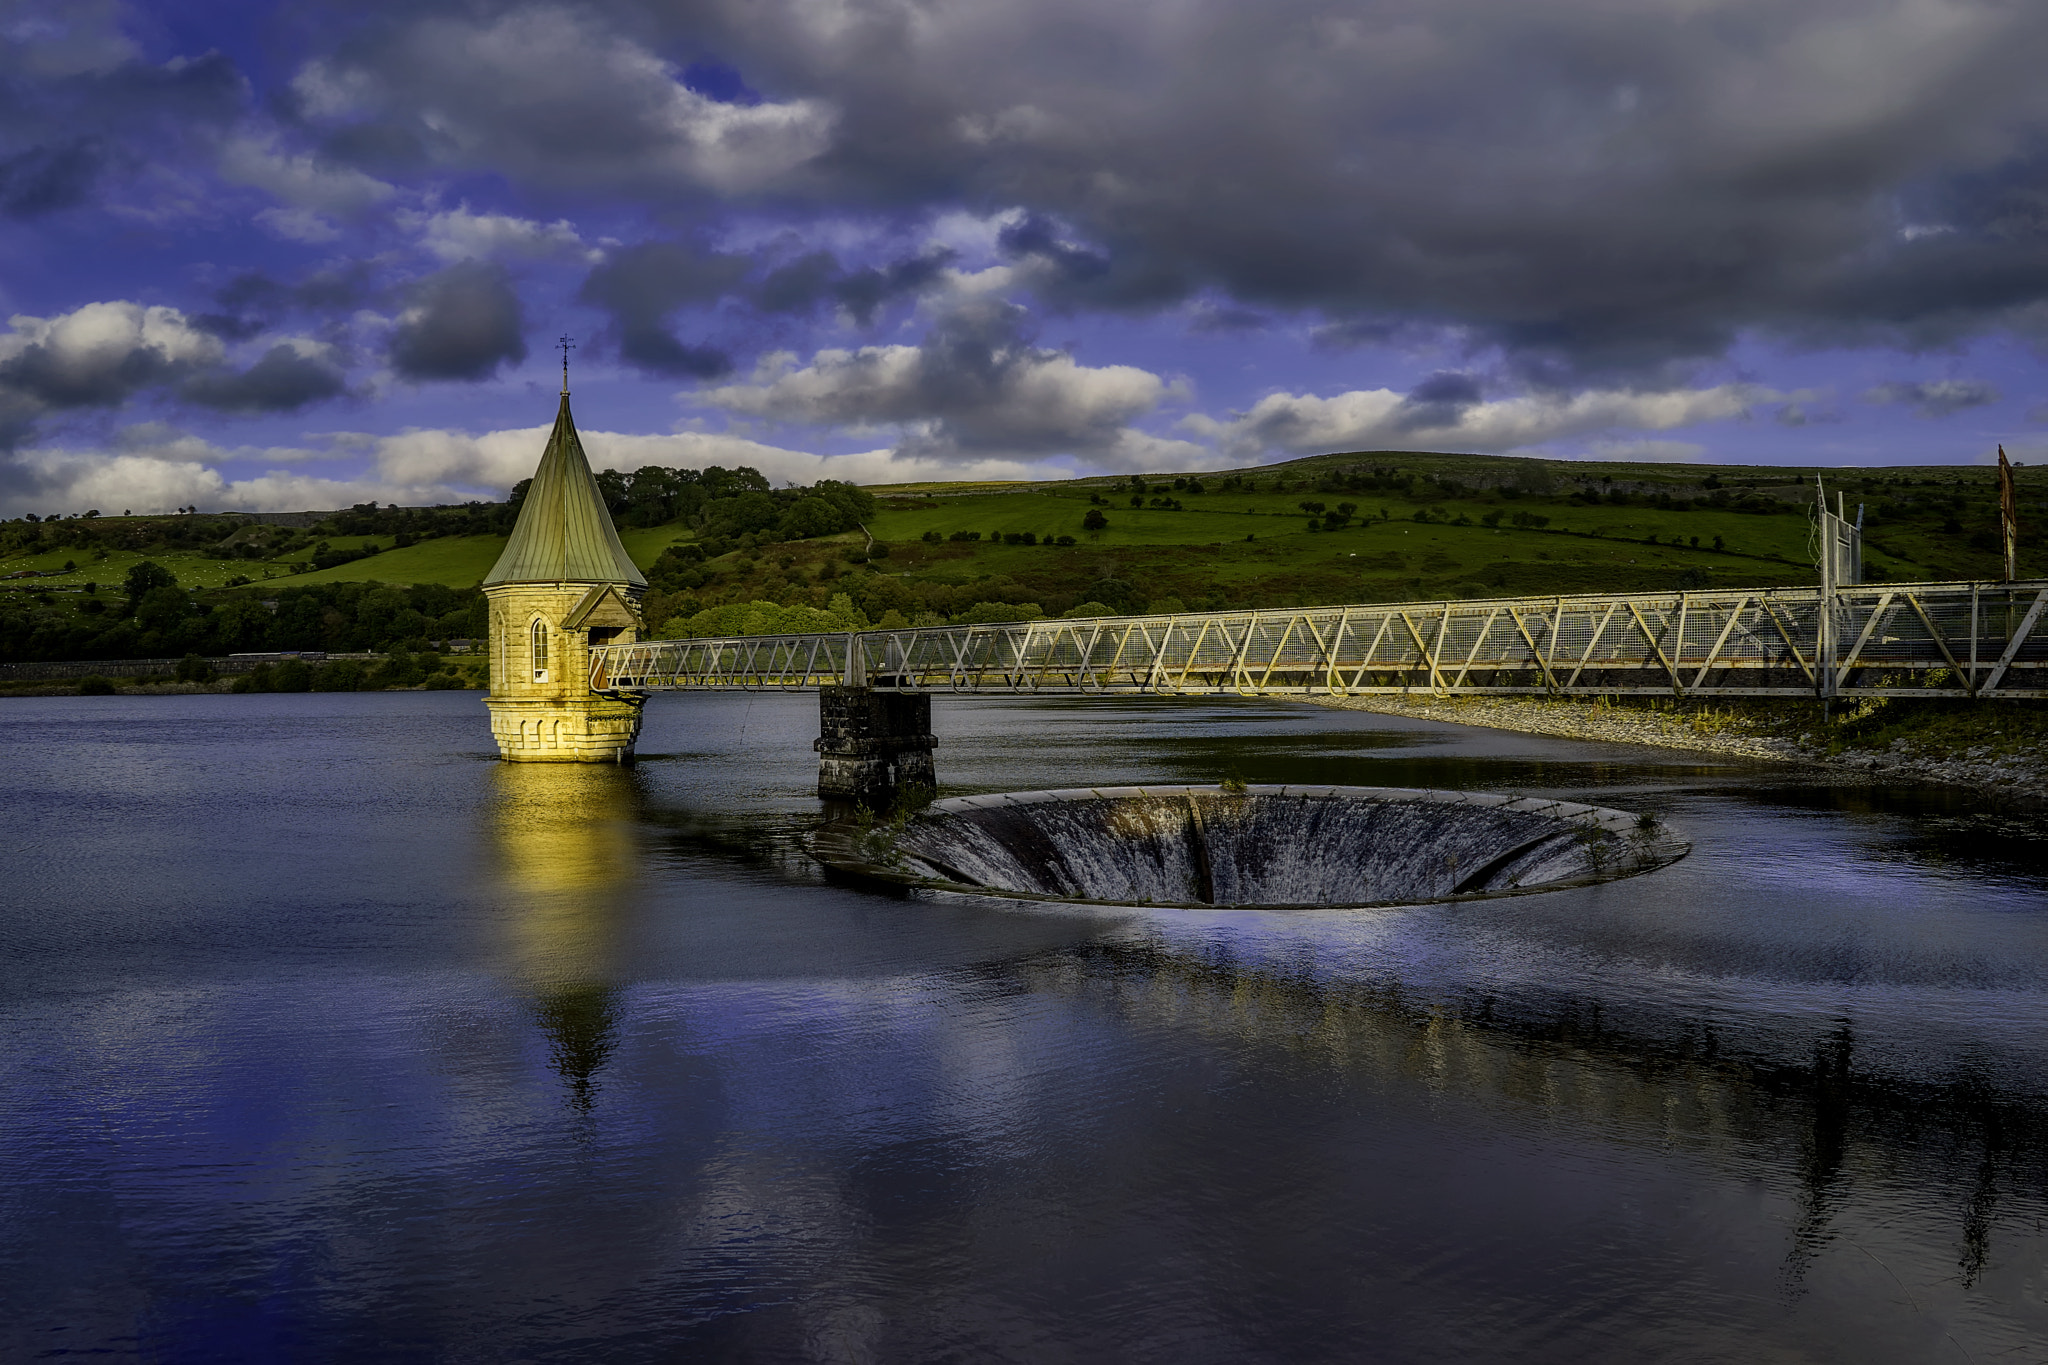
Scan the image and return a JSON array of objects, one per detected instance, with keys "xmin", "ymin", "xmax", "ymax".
[{"xmin": 1308, "ymin": 694, "xmax": 2048, "ymax": 801}]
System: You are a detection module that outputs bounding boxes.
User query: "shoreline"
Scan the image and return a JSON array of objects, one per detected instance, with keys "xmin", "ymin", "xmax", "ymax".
[
  {"xmin": 6, "ymin": 677, "xmax": 2041, "ymax": 802},
  {"xmin": 0, "ymin": 679, "xmax": 485, "ymax": 697},
  {"xmin": 1306, "ymin": 693, "xmax": 2048, "ymax": 802}
]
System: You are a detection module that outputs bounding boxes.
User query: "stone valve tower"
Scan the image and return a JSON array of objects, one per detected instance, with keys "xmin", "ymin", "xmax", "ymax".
[{"xmin": 482, "ymin": 376, "xmax": 648, "ymax": 762}]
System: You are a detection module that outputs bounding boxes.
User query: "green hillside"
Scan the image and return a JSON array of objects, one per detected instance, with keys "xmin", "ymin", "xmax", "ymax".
[
  {"xmin": 633, "ymin": 450, "xmax": 2040, "ymax": 635},
  {"xmin": 2, "ymin": 448, "xmax": 2040, "ymax": 663}
]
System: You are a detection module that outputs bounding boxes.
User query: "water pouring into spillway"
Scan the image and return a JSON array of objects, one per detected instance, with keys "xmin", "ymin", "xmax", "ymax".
[{"xmin": 813, "ymin": 785, "xmax": 1689, "ymax": 908}]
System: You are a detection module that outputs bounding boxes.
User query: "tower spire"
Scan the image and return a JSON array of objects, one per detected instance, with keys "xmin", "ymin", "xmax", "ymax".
[
  {"xmin": 482, "ymin": 389, "xmax": 645, "ymax": 588},
  {"xmin": 558, "ymin": 334, "xmax": 575, "ymax": 395}
]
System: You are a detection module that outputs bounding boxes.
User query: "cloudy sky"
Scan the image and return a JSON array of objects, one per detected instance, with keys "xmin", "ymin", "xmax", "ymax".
[{"xmin": 3, "ymin": 0, "xmax": 2046, "ymax": 515}]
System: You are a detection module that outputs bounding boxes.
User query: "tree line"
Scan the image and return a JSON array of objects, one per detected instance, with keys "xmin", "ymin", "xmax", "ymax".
[{"xmin": 1, "ymin": 565, "xmax": 488, "ymax": 663}]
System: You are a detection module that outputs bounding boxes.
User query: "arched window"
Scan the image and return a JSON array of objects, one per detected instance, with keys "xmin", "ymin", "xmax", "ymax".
[{"xmin": 531, "ymin": 618, "xmax": 549, "ymax": 682}]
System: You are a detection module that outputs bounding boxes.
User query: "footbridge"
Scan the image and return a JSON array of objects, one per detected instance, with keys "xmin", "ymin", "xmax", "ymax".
[
  {"xmin": 484, "ymin": 385, "xmax": 2041, "ymax": 791},
  {"xmin": 587, "ymin": 579, "xmax": 2045, "ymax": 799},
  {"xmin": 596, "ymin": 580, "xmax": 2046, "ymax": 701}
]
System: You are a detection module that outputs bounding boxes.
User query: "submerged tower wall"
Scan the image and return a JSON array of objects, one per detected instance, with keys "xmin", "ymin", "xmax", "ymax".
[{"xmin": 484, "ymin": 583, "xmax": 645, "ymax": 762}]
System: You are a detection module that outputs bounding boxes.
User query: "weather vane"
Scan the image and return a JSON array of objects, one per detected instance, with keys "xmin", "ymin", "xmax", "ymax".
[{"xmin": 558, "ymin": 334, "xmax": 575, "ymax": 394}]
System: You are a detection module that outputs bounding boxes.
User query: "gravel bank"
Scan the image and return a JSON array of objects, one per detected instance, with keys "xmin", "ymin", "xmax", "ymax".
[{"xmin": 1308, "ymin": 693, "xmax": 2048, "ymax": 801}]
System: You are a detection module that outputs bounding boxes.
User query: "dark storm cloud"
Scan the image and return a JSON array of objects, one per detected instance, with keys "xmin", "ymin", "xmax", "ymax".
[
  {"xmin": 75, "ymin": 50, "xmax": 247, "ymax": 121},
  {"xmin": 1395, "ymin": 372, "xmax": 1483, "ymax": 432},
  {"xmin": 994, "ymin": 215, "xmax": 1191, "ymax": 312},
  {"xmin": 0, "ymin": 302, "xmax": 223, "ymax": 450},
  {"xmin": 997, "ymin": 214, "xmax": 1109, "ymax": 285},
  {"xmin": 619, "ymin": 332, "xmax": 731, "ymax": 379},
  {"xmin": 577, "ymin": 242, "xmax": 745, "ymax": 378},
  {"xmin": 752, "ymin": 251, "xmax": 839, "ymax": 314},
  {"xmin": 388, "ymin": 262, "xmax": 528, "ymax": 382},
  {"xmin": 749, "ymin": 248, "xmax": 956, "ymax": 323},
  {"xmin": 196, "ymin": 274, "xmax": 290, "ymax": 340},
  {"xmin": 0, "ymin": 139, "xmax": 105, "ymax": 217},
  {"xmin": 1310, "ymin": 318, "xmax": 1407, "ymax": 350},
  {"xmin": 1187, "ymin": 303, "xmax": 1271, "ymax": 335},
  {"xmin": 3, "ymin": 333, "xmax": 186, "ymax": 409},
  {"xmin": 275, "ymin": 0, "xmax": 2048, "ymax": 382},
  {"xmin": 907, "ymin": 300, "xmax": 1056, "ymax": 443},
  {"xmin": 200, "ymin": 264, "xmax": 377, "ymax": 340},
  {"xmin": 191, "ymin": 312, "xmax": 268, "ymax": 342},
  {"xmin": 1864, "ymin": 379, "xmax": 2000, "ymax": 418},
  {"xmin": 296, "ymin": 264, "xmax": 376, "ymax": 313},
  {"xmin": 828, "ymin": 249, "xmax": 955, "ymax": 324},
  {"xmin": 0, "ymin": 47, "xmax": 248, "ymax": 131},
  {"xmin": 0, "ymin": 46, "xmax": 247, "ymax": 215},
  {"xmin": 182, "ymin": 346, "xmax": 351, "ymax": 412},
  {"xmin": 284, "ymin": 6, "xmax": 832, "ymax": 196},
  {"xmin": 0, "ymin": 0, "xmax": 2039, "ymax": 416}
]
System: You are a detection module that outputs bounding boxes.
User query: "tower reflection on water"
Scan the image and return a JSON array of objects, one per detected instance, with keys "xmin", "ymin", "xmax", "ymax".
[
  {"xmin": 487, "ymin": 763, "xmax": 642, "ymax": 1111},
  {"xmin": 464, "ymin": 753, "xmax": 2048, "ymax": 1324}
]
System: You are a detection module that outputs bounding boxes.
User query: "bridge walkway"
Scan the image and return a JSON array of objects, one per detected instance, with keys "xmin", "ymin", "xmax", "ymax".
[{"xmin": 590, "ymin": 579, "xmax": 2048, "ymax": 701}]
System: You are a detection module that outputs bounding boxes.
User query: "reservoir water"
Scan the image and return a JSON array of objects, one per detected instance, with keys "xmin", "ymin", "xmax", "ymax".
[{"xmin": 3, "ymin": 690, "xmax": 2045, "ymax": 1362}]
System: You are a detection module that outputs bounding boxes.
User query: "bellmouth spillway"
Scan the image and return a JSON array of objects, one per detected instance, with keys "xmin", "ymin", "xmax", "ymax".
[{"xmin": 813, "ymin": 785, "xmax": 1690, "ymax": 909}]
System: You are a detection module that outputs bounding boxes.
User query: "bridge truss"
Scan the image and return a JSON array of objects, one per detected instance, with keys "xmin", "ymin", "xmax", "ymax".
[{"xmin": 589, "ymin": 580, "xmax": 2048, "ymax": 700}]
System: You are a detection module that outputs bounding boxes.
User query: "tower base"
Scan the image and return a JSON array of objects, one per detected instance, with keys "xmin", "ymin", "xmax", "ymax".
[
  {"xmin": 487, "ymin": 694, "xmax": 645, "ymax": 763},
  {"xmin": 816, "ymin": 686, "xmax": 936, "ymax": 803}
]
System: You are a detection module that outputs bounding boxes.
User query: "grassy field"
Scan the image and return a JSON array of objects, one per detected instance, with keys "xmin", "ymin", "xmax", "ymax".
[
  {"xmin": 4, "ymin": 447, "xmax": 2037, "ymax": 642},
  {"xmin": 0, "ymin": 542, "xmax": 335, "ymax": 591},
  {"xmin": 212, "ymin": 523, "xmax": 699, "ymax": 589},
  {"xmin": 1, "ymin": 524, "xmax": 702, "ymax": 598},
  {"xmin": 282, "ymin": 535, "xmax": 507, "ymax": 588},
  {"xmin": 854, "ymin": 484, "xmax": 1819, "ymax": 607}
]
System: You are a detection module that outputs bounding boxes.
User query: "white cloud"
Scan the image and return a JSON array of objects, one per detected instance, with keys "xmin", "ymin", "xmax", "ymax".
[
  {"xmin": 403, "ymin": 205, "xmax": 589, "ymax": 262},
  {"xmin": 1206, "ymin": 383, "xmax": 1772, "ymax": 458},
  {"xmin": 921, "ymin": 208, "xmax": 1030, "ymax": 268},
  {"xmin": 218, "ymin": 133, "xmax": 396, "ymax": 216},
  {"xmin": 5, "ymin": 451, "xmax": 231, "ymax": 516},
  {"xmin": 0, "ymin": 301, "xmax": 223, "ymax": 414},
  {"xmin": 371, "ymin": 424, "xmax": 560, "ymax": 488},
  {"xmin": 1, "ymin": 300, "xmax": 221, "ymax": 371},
  {"xmin": 19, "ymin": 410, "xmax": 1190, "ymax": 517},
  {"xmin": 2, "ymin": 446, "xmax": 466, "ymax": 518},
  {"xmin": 108, "ymin": 422, "xmax": 336, "ymax": 465},
  {"xmin": 695, "ymin": 305, "xmax": 1190, "ymax": 468},
  {"xmin": 371, "ymin": 422, "xmax": 1058, "ymax": 492}
]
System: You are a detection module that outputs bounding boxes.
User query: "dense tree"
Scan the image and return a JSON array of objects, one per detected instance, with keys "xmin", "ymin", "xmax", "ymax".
[
  {"xmin": 123, "ymin": 561, "xmax": 177, "ymax": 610},
  {"xmin": 0, "ymin": 579, "xmax": 492, "ymax": 664}
]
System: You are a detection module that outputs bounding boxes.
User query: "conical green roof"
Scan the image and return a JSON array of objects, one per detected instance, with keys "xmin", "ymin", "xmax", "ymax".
[{"xmin": 483, "ymin": 394, "xmax": 646, "ymax": 588}]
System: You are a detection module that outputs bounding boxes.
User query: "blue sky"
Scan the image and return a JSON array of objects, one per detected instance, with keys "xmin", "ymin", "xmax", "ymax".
[{"xmin": 3, "ymin": 0, "xmax": 2046, "ymax": 516}]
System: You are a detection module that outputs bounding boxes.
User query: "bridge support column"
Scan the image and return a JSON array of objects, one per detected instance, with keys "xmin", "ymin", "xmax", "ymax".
[{"xmin": 815, "ymin": 687, "xmax": 936, "ymax": 804}]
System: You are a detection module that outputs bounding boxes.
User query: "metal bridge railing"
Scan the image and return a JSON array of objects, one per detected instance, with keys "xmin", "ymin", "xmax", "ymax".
[{"xmin": 589, "ymin": 579, "xmax": 2048, "ymax": 700}]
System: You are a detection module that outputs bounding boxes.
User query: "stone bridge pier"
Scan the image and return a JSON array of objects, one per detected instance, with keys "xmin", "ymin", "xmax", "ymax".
[{"xmin": 815, "ymin": 686, "xmax": 936, "ymax": 804}]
